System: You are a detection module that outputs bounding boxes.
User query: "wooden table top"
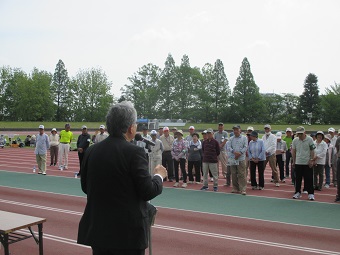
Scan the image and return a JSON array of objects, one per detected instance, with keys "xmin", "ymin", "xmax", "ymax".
[{"xmin": 0, "ymin": 210, "xmax": 46, "ymax": 234}]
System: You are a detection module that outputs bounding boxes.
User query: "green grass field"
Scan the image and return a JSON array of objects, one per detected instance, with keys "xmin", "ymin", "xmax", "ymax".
[{"xmin": 0, "ymin": 121, "xmax": 339, "ymax": 133}]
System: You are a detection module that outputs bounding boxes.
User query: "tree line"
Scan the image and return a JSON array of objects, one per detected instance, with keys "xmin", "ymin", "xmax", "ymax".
[
  {"xmin": 1, "ymin": 56, "xmax": 339, "ymax": 123},
  {"xmin": 121, "ymin": 54, "xmax": 340, "ymax": 124}
]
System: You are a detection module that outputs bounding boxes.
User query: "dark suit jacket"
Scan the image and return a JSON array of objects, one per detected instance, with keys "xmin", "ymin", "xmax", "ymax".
[{"xmin": 77, "ymin": 135, "xmax": 163, "ymax": 250}]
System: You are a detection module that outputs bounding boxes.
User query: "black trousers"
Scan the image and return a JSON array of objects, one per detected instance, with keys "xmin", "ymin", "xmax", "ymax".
[
  {"xmin": 295, "ymin": 164, "xmax": 314, "ymax": 194},
  {"xmin": 162, "ymin": 151, "xmax": 174, "ymax": 180},
  {"xmin": 174, "ymin": 158, "xmax": 187, "ymax": 183},
  {"xmin": 188, "ymin": 160, "xmax": 201, "ymax": 182},
  {"xmin": 276, "ymin": 155, "xmax": 285, "ymax": 181},
  {"xmin": 285, "ymin": 150, "xmax": 292, "ymax": 176},
  {"xmin": 78, "ymin": 152, "xmax": 85, "ymax": 174},
  {"xmin": 92, "ymin": 247, "xmax": 145, "ymax": 255},
  {"xmin": 250, "ymin": 161, "xmax": 265, "ymax": 188}
]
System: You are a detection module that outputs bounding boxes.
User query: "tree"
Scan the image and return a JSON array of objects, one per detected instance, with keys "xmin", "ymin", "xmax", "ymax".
[
  {"xmin": 298, "ymin": 73, "xmax": 320, "ymax": 124},
  {"xmin": 51, "ymin": 59, "xmax": 70, "ymax": 121},
  {"xmin": 321, "ymin": 82, "xmax": 340, "ymax": 124},
  {"xmin": 211, "ymin": 59, "xmax": 230, "ymax": 122},
  {"xmin": 0, "ymin": 66, "xmax": 13, "ymax": 120},
  {"xmin": 261, "ymin": 93, "xmax": 285, "ymax": 123},
  {"xmin": 72, "ymin": 68, "xmax": 114, "ymax": 121},
  {"xmin": 122, "ymin": 64, "xmax": 161, "ymax": 119},
  {"xmin": 282, "ymin": 93, "xmax": 300, "ymax": 124},
  {"xmin": 231, "ymin": 57, "xmax": 263, "ymax": 123},
  {"xmin": 158, "ymin": 54, "xmax": 177, "ymax": 118}
]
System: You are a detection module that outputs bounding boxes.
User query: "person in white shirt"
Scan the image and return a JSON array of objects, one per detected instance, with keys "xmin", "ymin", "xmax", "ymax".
[
  {"xmin": 149, "ymin": 130, "xmax": 164, "ymax": 174},
  {"xmin": 49, "ymin": 128, "xmax": 59, "ymax": 166},
  {"xmin": 328, "ymin": 127, "xmax": 338, "ymax": 187},
  {"xmin": 262, "ymin": 124, "xmax": 280, "ymax": 187},
  {"xmin": 95, "ymin": 125, "xmax": 109, "ymax": 143},
  {"xmin": 312, "ymin": 131, "xmax": 327, "ymax": 191}
]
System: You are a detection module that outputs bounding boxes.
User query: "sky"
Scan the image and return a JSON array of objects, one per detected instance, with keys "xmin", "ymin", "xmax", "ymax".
[{"xmin": 0, "ymin": 0, "xmax": 339, "ymax": 98}]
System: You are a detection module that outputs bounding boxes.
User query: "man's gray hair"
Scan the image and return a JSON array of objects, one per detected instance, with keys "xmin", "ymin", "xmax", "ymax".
[{"xmin": 106, "ymin": 101, "xmax": 137, "ymax": 136}]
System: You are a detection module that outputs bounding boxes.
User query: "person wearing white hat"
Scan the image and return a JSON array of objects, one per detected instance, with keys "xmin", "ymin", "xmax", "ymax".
[
  {"xmin": 283, "ymin": 127, "xmax": 294, "ymax": 180},
  {"xmin": 312, "ymin": 131, "xmax": 327, "ymax": 191},
  {"xmin": 95, "ymin": 125, "xmax": 109, "ymax": 143},
  {"xmin": 276, "ymin": 132, "xmax": 287, "ymax": 183},
  {"xmin": 328, "ymin": 127, "xmax": 338, "ymax": 188},
  {"xmin": 214, "ymin": 123, "xmax": 229, "ymax": 184},
  {"xmin": 291, "ymin": 126, "xmax": 316, "ymax": 200},
  {"xmin": 262, "ymin": 124, "xmax": 280, "ymax": 187},
  {"xmin": 49, "ymin": 128, "xmax": 59, "ymax": 166},
  {"xmin": 35, "ymin": 125, "xmax": 50, "ymax": 175},
  {"xmin": 185, "ymin": 126, "xmax": 195, "ymax": 142},
  {"xmin": 76, "ymin": 126, "xmax": 91, "ymax": 176},
  {"xmin": 160, "ymin": 126, "xmax": 175, "ymax": 182},
  {"xmin": 149, "ymin": 130, "xmax": 164, "ymax": 174}
]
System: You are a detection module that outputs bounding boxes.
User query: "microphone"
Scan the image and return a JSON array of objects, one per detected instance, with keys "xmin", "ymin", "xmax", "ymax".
[{"xmin": 134, "ymin": 134, "xmax": 155, "ymax": 146}]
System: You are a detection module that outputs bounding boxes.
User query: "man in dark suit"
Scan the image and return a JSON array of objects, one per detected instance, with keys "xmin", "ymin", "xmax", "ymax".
[{"xmin": 77, "ymin": 101, "xmax": 167, "ymax": 255}]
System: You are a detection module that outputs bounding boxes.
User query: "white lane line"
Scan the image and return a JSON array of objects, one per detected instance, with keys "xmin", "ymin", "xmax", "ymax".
[
  {"xmin": 154, "ymin": 225, "xmax": 340, "ymax": 255},
  {"xmin": 16, "ymin": 225, "xmax": 340, "ymax": 255},
  {"xmin": 1, "ymin": 188, "xmax": 339, "ymax": 232}
]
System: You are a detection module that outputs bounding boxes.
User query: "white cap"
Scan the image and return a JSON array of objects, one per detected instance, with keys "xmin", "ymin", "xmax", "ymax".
[
  {"xmin": 189, "ymin": 126, "xmax": 195, "ymax": 130},
  {"xmin": 328, "ymin": 127, "xmax": 335, "ymax": 133},
  {"xmin": 247, "ymin": 126, "xmax": 254, "ymax": 131},
  {"xmin": 276, "ymin": 132, "xmax": 282, "ymax": 139},
  {"xmin": 82, "ymin": 125, "xmax": 87, "ymax": 129},
  {"xmin": 150, "ymin": 130, "xmax": 157, "ymax": 135},
  {"xmin": 264, "ymin": 124, "xmax": 271, "ymax": 129},
  {"xmin": 99, "ymin": 125, "xmax": 105, "ymax": 129},
  {"xmin": 286, "ymin": 127, "xmax": 292, "ymax": 132},
  {"xmin": 39, "ymin": 125, "xmax": 44, "ymax": 129},
  {"xmin": 163, "ymin": 126, "xmax": 169, "ymax": 131},
  {"xmin": 51, "ymin": 128, "xmax": 57, "ymax": 132}
]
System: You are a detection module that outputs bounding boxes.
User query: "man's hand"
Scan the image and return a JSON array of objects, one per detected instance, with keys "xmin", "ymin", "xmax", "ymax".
[
  {"xmin": 78, "ymin": 148, "xmax": 83, "ymax": 153},
  {"xmin": 234, "ymin": 151, "xmax": 241, "ymax": 159},
  {"xmin": 154, "ymin": 164, "xmax": 167, "ymax": 179}
]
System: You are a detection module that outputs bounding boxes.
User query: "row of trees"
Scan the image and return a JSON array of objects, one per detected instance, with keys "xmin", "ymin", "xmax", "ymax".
[
  {"xmin": 1, "ymin": 55, "xmax": 339, "ymax": 123},
  {"xmin": 0, "ymin": 60, "xmax": 113, "ymax": 121},
  {"xmin": 122, "ymin": 54, "xmax": 340, "ymax": 124}
]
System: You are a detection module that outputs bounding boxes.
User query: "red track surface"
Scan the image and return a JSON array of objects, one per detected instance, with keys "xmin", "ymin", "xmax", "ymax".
[{"xmin": 1, "ymin": 147, "xmax": 340, "ymax": 255}]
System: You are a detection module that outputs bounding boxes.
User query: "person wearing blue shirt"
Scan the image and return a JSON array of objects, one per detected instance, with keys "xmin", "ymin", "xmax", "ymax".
[{"xmin": 248, "ymin": 131, "xmax": 266, "ymax": 190}]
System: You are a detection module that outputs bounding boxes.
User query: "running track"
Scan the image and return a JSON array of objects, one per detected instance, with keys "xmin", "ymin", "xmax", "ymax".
[{"xmin": 0, "ymin": 147, "xmax": 339, "ymax": 255}]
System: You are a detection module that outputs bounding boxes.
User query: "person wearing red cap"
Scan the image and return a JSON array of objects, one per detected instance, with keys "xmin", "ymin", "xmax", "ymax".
[{"xmin": 186, "ymin": 126, "xmax": 195, "ymax": 142}]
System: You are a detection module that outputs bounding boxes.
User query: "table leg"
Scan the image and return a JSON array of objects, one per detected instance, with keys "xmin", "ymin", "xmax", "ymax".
[
  {"xmin": 3, "ymin": 234, "xmax": 9, "ymax": 255},
  {"xmin": 38, "ymin": 223, "xmax": 43, "ymax": 255}
]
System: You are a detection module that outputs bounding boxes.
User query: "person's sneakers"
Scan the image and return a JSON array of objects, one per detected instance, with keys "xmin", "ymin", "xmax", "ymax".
[
  {"xmin": 187, "ymin": 181, "xmax": 193, "ymax": 184},
  {"xmin": 335, "ymin": 196, "xmax": 340, "ymax": 203},
  {"xmin": 195, "ymin": 182, "xmax": 201, "ymax": 184},
  {"xmin": 181, "ymin": 183, "xmax": 187, "ymax": 188},
  {"xmin": 38, "ymin": 172, "xmax": 42, "ymax": 174},
  {"xmin": 308, "ymin": 194, "xmax": 315, "ymax": 201},
  {"xmin": 168, "ymin": 178, "xmax": 174, "ymax": 182},
  {"xmin": 53, "ymin": 163, "xmax": 56, "ymax": 166},
  {"xmin": 281, "ymin": 179, "xmax": 286, "ymax": 183},
  {"xmin": 241, "ymin": 191, "xmax": 247, "ymax": 195},
  {"xmin": 259, "ymin": 187, "xmax": 264, "ymax": 190},
  {"xmin": 42, "ymin": 172, "xmax": 46, "ymax": 175},
  {"xmin": 303, "ymin": 190, "xmax": 308, "ymax": 194},
  {"xmin": 270, "ymin": 179, "xmax": 274, "ymax": 182},
  {"xmin": 64, "ymin": 166, "xmax": 68, "ymax": 170},
  {"xmin": 200, "ymin": 186, "xmax": 208, "ymax": 191},
  {"xmin": 213, "ymin": 186, "xmax": 218, "ymax": 192},
  {"xmin": 173, "ymin": 182, "xmax": 179, "ymax": 187},
  {"xmin": 252, "ymin": 186, "xmax": 257, "ymax": 190},
  {"xmin": 324, "ymin": 184, "xmax": 330, "ymax": 188},
  {"xmin": 210, "ymin": 178, "xmax": 214, "ymax": 182},
  {"xmin": 49, "ymin": 163, "xmax": 53, "ymax": 166},
  {"xmin": 231, "ymin": 189, "xmax": 238, "ymax": 193},
  {"xmin": 275, "ymin": 183, "xmax": 280, "ymax": 187},
  {"xmin": 293, "ymin": 192, "xmax": 301, "ymax": 199}
]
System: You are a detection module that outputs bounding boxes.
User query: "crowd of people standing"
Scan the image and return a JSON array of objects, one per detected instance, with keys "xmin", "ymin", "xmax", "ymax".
[{"xmin": 135, "ymin": 123, "xmax": 340, "ymax": 203}]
